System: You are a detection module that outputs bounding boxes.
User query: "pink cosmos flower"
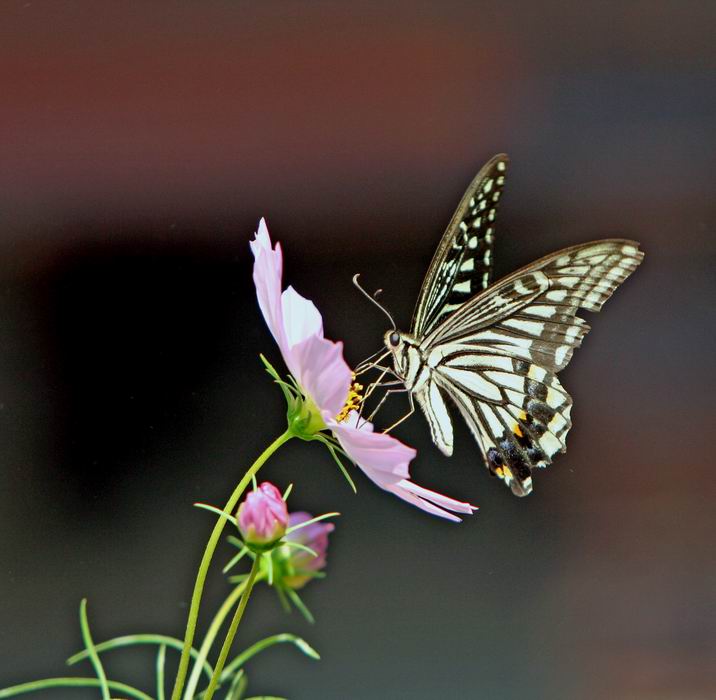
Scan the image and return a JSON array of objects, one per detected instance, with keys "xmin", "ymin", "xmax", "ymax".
[
  {"xmin": 281, "ymin": 511, "xmax": 335, "ymax": 590},
  {"xmin": 237, "ymin": 481, "xmax": 289, "ymax": 548},
  {"xmin": 250, "ymin": 219, "xmax": 476, "ymax": 522}
]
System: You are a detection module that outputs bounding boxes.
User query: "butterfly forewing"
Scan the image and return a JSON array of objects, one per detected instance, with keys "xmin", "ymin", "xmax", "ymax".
[{"xmin": 410, "ymin": 154, "xmax": 509, "ymax": 337}]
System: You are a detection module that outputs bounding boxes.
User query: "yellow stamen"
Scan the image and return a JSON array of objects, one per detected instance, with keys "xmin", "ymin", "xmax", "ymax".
[{"xmin": 335, "ymin": 373, "xmax": 364, "ymax": 423}]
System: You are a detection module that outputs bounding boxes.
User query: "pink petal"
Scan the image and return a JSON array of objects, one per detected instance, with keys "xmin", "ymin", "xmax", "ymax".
[
  {"xmin": 278, "ymin": 287, "xmax": 351, "ymax": 413},
  {"xmin": 385, "ymin": 480, "xmax": 477, "ymax": 522},
  {"xmin": 250, "ymin": 219, "xmax": 287, "ymax": 354},
  {"xmin": 330, "ymin": 413, "xmax": 413, "ymax": 484},
  {"xmin": 237, "ymin": 481, "xmax": 289, "ymax": 543},
  {"xmin": 329, "ymin": 412, "xmax": 476, "ymax": 521},
  {"xmin": 281, "ymin": 286, "xmax": 323, "ymax": 346},
  {"xmin": 250, "ymin": 221, "xmax": 351, "ymax": 416}
]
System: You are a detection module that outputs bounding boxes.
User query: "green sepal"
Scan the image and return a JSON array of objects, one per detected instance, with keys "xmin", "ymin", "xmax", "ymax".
[
  {"xmin": 285, "ymin": 588, "xmax": 315, "ymax": 624},
  {"xmin": 287, "ymin": 395, "xmax": 327, "ymax": 439}
]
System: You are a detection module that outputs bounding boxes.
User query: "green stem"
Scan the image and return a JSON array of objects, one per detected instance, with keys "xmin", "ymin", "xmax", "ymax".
[
  {"xmin": 183, "ymin": 575, "xmax": 260, "ymax": 700},
  {"xmin": 78, "ymin": 599, "xmax": 110, "ymax": 700},
  {"xmin": 171, "ymin": 430, "xmax": 293, "ymax": 700},
  {"xmin": 219, "ymin": 633, "xmax": 320, "ymax": 682},
  {"xmin": 67, "ymin": 634, "xmax": 213, "ymax": 680},
  {"xmin": 203, "ymin": 557, "xmax": 261, "ymax": 700},
  {"xmin": 156, "ymin": 645, "xmax": 167, "ymax": 700},
  {"xmin": 0, "ymin": 678, "xmax": 152, "ymax": 700}
]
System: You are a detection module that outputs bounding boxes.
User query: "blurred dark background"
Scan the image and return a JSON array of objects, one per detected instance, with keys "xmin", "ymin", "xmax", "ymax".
[{"xmin": 1, "ymin": 2, "xmax": 714, "ymax": 698}]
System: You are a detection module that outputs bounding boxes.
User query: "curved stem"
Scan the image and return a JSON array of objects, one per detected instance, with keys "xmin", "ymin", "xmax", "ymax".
[
  {"xmin": 171, "ymin": 430, "xmax": 293, "ymax": 700},
  {"xmin": 183, "ymin": 574, "xmax": 262, "ymax": 700},
  {"xmin": 67, "ymin": 634, "xmax": 213, "ymax": 680},
  {"xmin": 78, "ymin": 599, "xmax": 110, "ymax": 700},
  {"xmin": 203, "ymin": 557, "xmax": 261, "ymax": 700},
  {"xmin": 0, "ymin": 678, "xmax": 152, "ymax": 700}
]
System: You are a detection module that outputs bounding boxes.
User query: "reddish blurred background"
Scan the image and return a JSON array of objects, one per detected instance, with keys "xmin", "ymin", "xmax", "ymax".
[{"xmin": 0, "ymin": 2, "xmax": 714, "ymax": 698}]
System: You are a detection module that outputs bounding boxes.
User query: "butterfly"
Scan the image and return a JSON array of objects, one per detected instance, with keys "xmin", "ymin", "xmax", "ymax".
[{"xmin": 373, "ymin": 154, "xmax": 644, "ymax": 496}]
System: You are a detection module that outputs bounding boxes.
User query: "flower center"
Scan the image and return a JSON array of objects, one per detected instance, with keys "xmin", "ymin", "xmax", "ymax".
[{"xmin": 335, "ymin": 374, "xmax": 364, "ymax": 423}]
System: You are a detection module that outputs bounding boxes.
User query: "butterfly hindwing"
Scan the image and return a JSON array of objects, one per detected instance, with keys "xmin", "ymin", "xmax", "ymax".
[
  {"xmin": 415, "ymin": 239, "xmax": 643, "ymax": 495},
  {"xmin": 410, "ymin": 154, "xmax": 509, "ymax": 337},
  {"xmin": 434, "ymin": 356, "xmax": 573, "ymax": 495}
]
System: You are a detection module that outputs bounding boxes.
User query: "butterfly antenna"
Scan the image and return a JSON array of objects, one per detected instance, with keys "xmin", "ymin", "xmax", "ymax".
[{"xmin": 353, "ymin": 274, "xmax": 397, "ymax": 329}]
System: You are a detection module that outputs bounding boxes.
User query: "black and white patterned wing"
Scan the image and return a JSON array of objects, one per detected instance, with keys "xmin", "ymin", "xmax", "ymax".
[
  {"xmin": 421, "ymin": 239, "xmax": 644, "ymax": 495},
  {"xmin": 410, "ymin": 154, "xmax": 509, "ymax": 337}
]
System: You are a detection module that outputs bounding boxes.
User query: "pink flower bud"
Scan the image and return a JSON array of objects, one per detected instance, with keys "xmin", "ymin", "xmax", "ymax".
[
  {"xmin": 237, "ymin": 482, "xmax": 288, "ymax": 550},
  {"xmin": 282, "ymin": 511, "xmax": 334, "ymax": 589}
]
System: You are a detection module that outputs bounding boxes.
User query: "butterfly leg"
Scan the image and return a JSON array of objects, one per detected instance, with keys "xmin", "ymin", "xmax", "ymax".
[
  {"xmin": 383, "ymin": 391, "xmax": 415, "ymax": 433},
  {"xmin": 363, "ymin": 382, "xmax": 408, "ymax": 421},
  {"xmin": 358, "ymin": 365, "xmax": 401, "ymax": 408},
  {"xmin": 354, "ymin": 349, "xmax": 392, "ymax": 376},
  {"xmin": 356, "ymin": 378, "xmax": 403, "ymax": 429},
  {"xmin": 379, "ymin": 390, "xmax": 416, "ymax": 434}
]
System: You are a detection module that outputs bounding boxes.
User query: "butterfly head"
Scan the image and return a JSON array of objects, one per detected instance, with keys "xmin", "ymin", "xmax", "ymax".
[{"xmin": 383, "ymin": 329, "xmax": 416, "ymax": 380}]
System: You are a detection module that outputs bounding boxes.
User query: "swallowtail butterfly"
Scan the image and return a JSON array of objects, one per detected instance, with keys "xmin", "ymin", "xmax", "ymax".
[{"xmin": 378, "ymin": 154, "xmax": 643, "ymax": 496}]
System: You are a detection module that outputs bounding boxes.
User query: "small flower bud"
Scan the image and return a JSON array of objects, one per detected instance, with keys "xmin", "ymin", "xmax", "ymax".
[
  {"xmin": 237, "ymin": 482, "xmax": 288, "ymax": 551},
  {"xmin": 281, "ymin": 511, "xmax": 334, "ymax": 589}
]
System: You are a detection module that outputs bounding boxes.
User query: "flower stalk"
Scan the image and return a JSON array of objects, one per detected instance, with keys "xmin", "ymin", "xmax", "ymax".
[
  {"xmin": 170, "ymin": 429, "xmax": 293, "ymax": 700},
  {"xmin": 181, "ymin": 578, "xmax": 251, "ymax": 700},
  {"xmin": 202, "ymin": 556, "xmax": 262, "ymax": 700}
]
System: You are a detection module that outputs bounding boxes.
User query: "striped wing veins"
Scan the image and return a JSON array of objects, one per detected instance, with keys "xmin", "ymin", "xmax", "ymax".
[{"xmin": 382, "ymin": 155, "xmax": 644, "ymax": 496}]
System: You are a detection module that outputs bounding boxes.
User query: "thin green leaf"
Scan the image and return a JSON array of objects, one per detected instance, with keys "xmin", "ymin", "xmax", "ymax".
[
  {"xmin": 275, "ymin": 586, "xmax": 291, "ymax": 614},
  {"xmin": 317, "ymin": 433, "xmax": 344, "ymax": 451},
  {"xmin": 285, "ymin": 512, "xmax": 339, "ymax": 535},
  {"xmin": 276, "ymin": 380, "xmax": 298, "ymax": 403},
  {"xmin": 67, "ymin": 633, "xmax": 213, "ymax": 681},
  {"xmin": 286, "ymin": 588, "xmax": 315, "ymax": 624},
  {"xmin": 156, "ymin": 644, "xmax": 166, "ymax": 700},
  {"xmin": 265, "ymin": 552, "xmax": 274, "ymax": 586},
  {"xmin": 258, "ymin": 354, "xmax": 281, "ymax": 379},
  {"xmin": 0, "ymin": 678, "xmax": 152, "ymax": 700},
  {"xmin": 282, "ymin": 483, "xmax": 293, "ymax": 501},
  {"xmin": 227, "ymin": 535, "xmax": 244, "ymax": 549},
  {"xmin": 78, "ymin": 599, "xmax": 110, "ymax": 700},
  {"xmin": 225, "ymin": 670, "xmax": 247, "ymax": 700},
  {"xmin": 259, "ymin": 355, "xmax": 297, "ymax": 403},
  {"xmin": 194, "ymin": 502, "xmax": 237, "ymax": 525},
  {"xmin": 220, "ymin": 633, "xmax": 320, "ymax": 680},
  {"xmin": 319, "ymin": 438, "xmax": 357, "ymax": 493},
  {"xmin": 287, "ymin": 374, "xmax": 302, "ymax": 393},
  {"xmin": 283, "ymin": 541, "xmax": 318, "ymax": 558},
  {"xmin": 228, "ymin": 573, "xmax": 249, "ymax": 585},
  {"xmin": 223, "ymin": 546, "xmax": 250, "ymax": 574}
]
